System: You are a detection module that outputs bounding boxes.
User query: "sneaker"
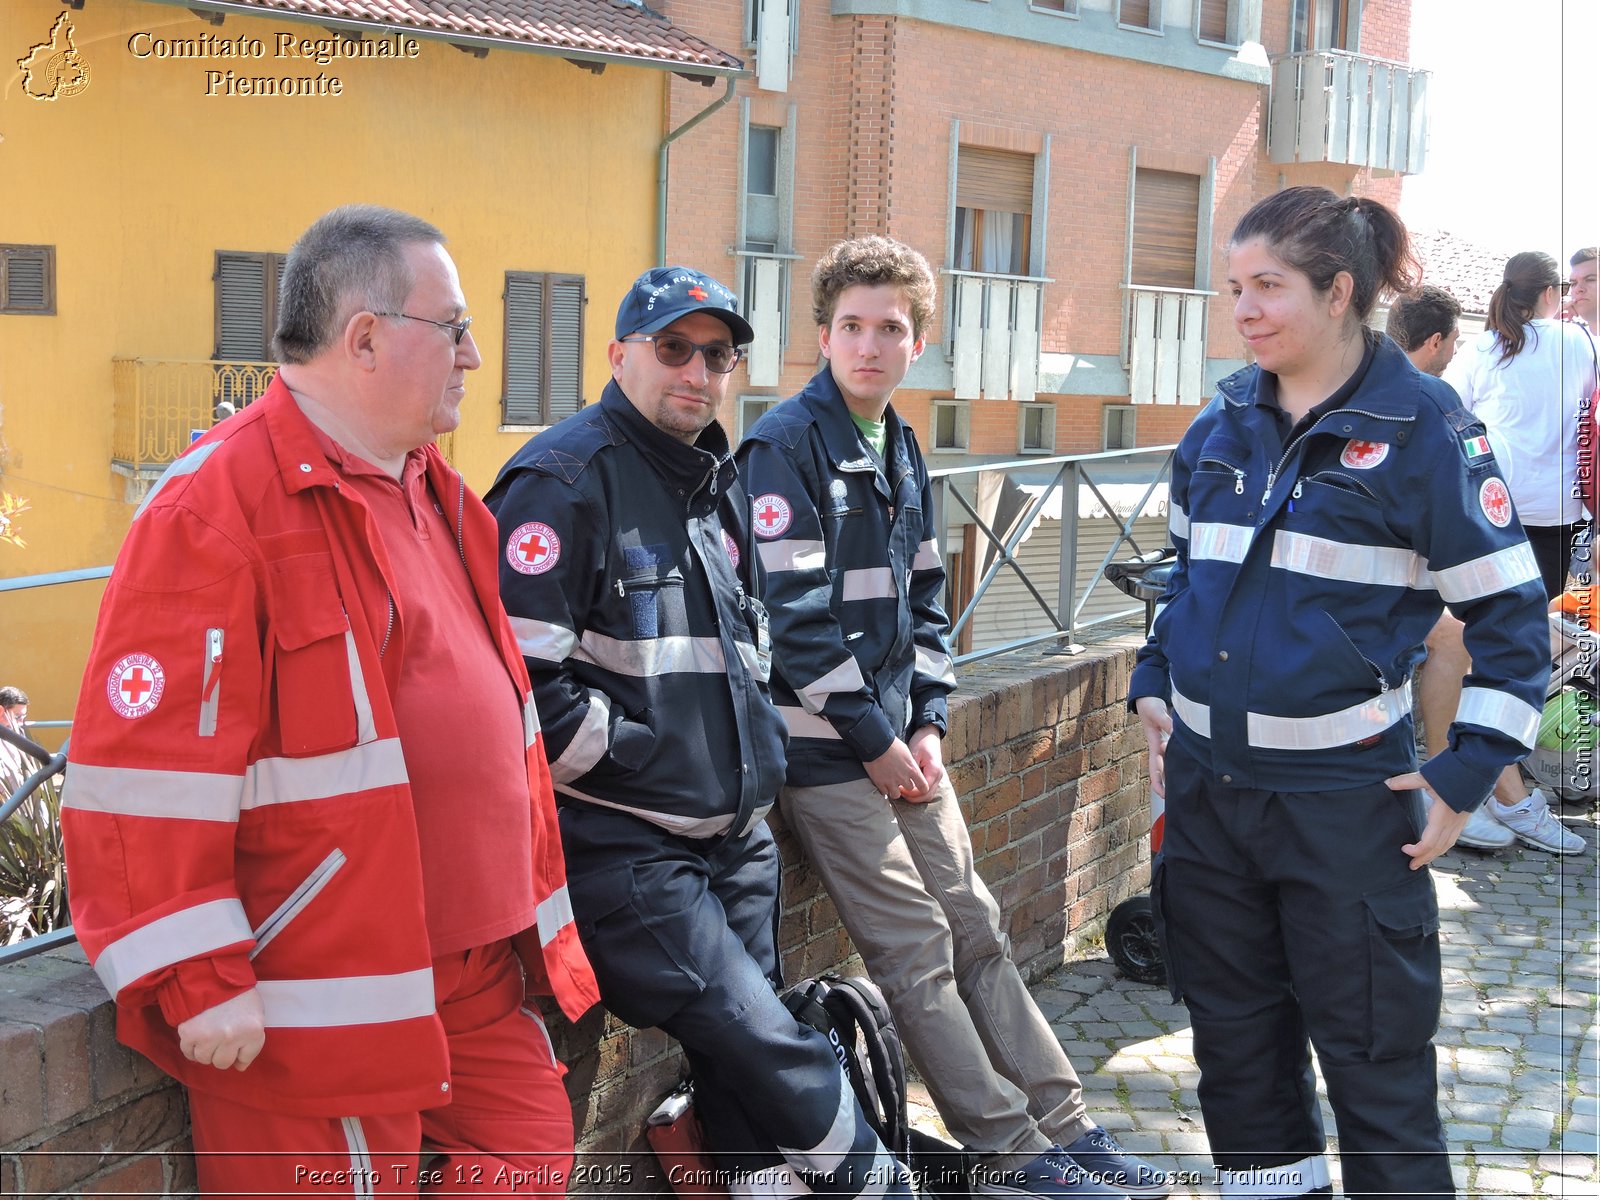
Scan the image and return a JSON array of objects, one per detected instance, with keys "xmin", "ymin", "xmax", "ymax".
[
  {"xmin": 1492, "ymin": 789, "xmax": 1588, "ymax": 855},
  {"xmin": 972, "ymin": 1148, "xmax": 1122, "ymax": 1197},
  {"xmin": 1060, "ymin": 1128, "xmax": 1172, "ymax": 1197},
  {"xmin": 1455, "ymin": 804, "xmax": 1516, "ymax": 850}
]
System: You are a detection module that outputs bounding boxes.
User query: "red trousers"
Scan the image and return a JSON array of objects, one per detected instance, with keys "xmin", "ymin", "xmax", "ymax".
[{"xmin": 189, "ymin": 940, "xmax": 574, "ymax": 1197}]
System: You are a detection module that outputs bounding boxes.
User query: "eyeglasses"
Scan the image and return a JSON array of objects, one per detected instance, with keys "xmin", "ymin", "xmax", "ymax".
[
  {"xmin": 1558, "ymin": 281, "xmax": 1573, "ymax": 295},
  {"xmin": 374, "ymin": 311, "xmax": 474, "ymax": 345},
  {"xmin": 620, "ymin": 334, "xmax": 744, "ymax": 374}
]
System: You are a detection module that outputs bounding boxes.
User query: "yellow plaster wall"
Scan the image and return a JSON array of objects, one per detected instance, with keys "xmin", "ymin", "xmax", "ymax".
[{"xmin": 1, "ymin": 0, "xmax": 666, "ymax": 722}]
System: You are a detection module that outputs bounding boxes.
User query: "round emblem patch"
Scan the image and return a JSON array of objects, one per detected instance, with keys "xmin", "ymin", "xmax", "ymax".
[
  {"xmin": 507, "ymin": 521, "xmax": 561, "ymax": 575},
  {"xmin": 1479, "ymin": 477, "xmax": 1513, "ymax": 528},
  {"xmin": 107, "ymin": 653, "xmax": 165, "ymax": 719},
  {"xmin": 722, "ymin": 529, "xmax": 741, "ymax": 570},
  {"xmin": 1340, "ymin": 439, "xmax": 1390, "ymax": 470},
  {"xmin": 752, "ymin": 493, "xmax": 792, "ymax": 539}
]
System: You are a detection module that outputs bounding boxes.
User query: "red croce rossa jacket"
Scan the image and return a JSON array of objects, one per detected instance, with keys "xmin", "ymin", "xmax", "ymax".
[{"xmin": 62, "ymin": 377, "xmax": 598, "ymax": 1118}]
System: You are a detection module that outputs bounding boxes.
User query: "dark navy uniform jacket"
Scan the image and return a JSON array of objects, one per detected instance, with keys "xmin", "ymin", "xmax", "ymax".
[
  {"xmin": 1129, "ymin": 333, "xmax": 1550, "ymax": 812},
  {"xmin": 737, "ymin": 368, "xmax": 956, "ymax": 786},
  {"xmin": 485, "ymin": 382, "xmax": 787, "ymax": 840}
]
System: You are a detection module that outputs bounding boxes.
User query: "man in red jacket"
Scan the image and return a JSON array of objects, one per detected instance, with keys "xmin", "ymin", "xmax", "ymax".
[{"xmin": 62, "ymin": 206, "xmax": 598, "ymax": 1196}]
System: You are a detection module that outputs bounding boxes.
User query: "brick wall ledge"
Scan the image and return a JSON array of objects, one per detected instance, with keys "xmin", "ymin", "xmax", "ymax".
[{"xmin": 1, "ymin": 638, "xmax": 1152, "ymax": 1197}]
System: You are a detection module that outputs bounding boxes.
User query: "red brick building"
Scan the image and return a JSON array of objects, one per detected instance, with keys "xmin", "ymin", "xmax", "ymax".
[{"xmin": 659, "ymin": 0, "xmax": 1427, "ymax": 459}]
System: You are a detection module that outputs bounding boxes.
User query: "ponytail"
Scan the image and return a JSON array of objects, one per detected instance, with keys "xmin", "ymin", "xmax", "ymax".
[{"xmin": 1485, "ymin": 251, "xmax": 1559, "ymax": 366}]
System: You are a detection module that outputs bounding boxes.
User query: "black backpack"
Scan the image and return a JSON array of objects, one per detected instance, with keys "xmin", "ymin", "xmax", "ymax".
[{"xmin": 782, "ymin": 973, "xmax": 971, "ymax": 1198}]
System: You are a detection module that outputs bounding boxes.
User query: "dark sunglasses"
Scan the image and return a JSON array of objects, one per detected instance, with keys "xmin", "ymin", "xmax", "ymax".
[{"xmin": 620, "ymin": 334, "xmax": 744, "ymax": 374}]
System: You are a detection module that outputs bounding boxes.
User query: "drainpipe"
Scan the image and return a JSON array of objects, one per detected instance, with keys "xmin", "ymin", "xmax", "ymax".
[{"xmin": 657, "ymin": 75, "xmax": 738, "ymax": 266}]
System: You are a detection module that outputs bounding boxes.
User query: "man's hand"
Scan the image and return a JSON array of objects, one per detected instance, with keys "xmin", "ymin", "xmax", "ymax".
[
  {"xmin": 1134, "ymin": 696, "xmax": 1172, "ymax": 799},
  {"xmin": 1387, "ymin": 772, "xmax": 1471, "ymax": 869},
  {"xmin": 865, "ymin": 739, "xmax": 928, "ymax": 802},
  {"xmin": 177, "ymin": 988, "xmax": 266, "ymax": 1071},
  {"xmin": 900, "ymin": 726, "xmax": 946, "ymax": 803}
]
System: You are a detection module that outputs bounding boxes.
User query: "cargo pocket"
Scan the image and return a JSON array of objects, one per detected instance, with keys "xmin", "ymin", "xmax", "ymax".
[
  {"xmin": 571, "ymin": 860, "xmax": 708, "ymax": 1030},
  {"xmin": 266, "ymin": 558, "xmax": 359, "ymax": 756},
  {"xmin": 1148, "ymin": 858, "xmax": 1185, "ymax": 1005},
  {"xmin": 1362, "ymin": 877, "xmax": 1441, "ymax": 1061}
]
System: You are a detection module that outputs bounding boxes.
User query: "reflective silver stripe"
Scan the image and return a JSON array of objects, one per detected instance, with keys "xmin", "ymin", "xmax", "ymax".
[
  {"xmin": 1168, "ymin": 499, "xmax": 1189, "ymax": 541},
  {"xmin": 1271, "ymin": 530, "xmax": 1426, "ymax": 589},
  {"xmin": 551, "ymin": 691, "xmax": 611, "ymax": 782},
  {"xmin": 841, "ymin": 567, "xmax": 896, "ymax": 602},
  {"xmin": 776, "ymin": 705, "xmax": 842, "ymax": 740},
  {"xmin": 519, "ymin": 1006, "xmax": 558, "ymax": 1067},
  {"xmin": 757, "ymin": 538, "xmax": 827, "ymax": 574},
  {"xmin": 509, "ymin": 615, "xmax": 578, "ymax": 663},
  {"xmin": 1171, "ymin": 686, "xmax": 1414, "ymax": 750},
  {"xmin": 915, "ymin": 644, "xmax": 957, "ymax": 687},
  {"xmin": 257, "ymin": 968, "xmax": 435, "ymax": 1028},
  {"xmin": 95, "ymin": 898, "xmax": 253, "ymax": 998},
  {"xmin": 522, "ymin": 696, "xmax": 541, "ymax": 746},
  {"xmin": 736, "ymin": 639, "xmax": 765, "ymax": 681},
  {"xmin": 342, "ymin": 630, "xmax": 378, "ymax": 745},
  {"xmin": 535, "ymin": 884, "xmax": 574, "ymax": 947},
  {"xmin": 795, "ymin": 658, "xmax": 868, "ymax": 716},
  {"xmin": 341, "ymin": 1118, "xmax": 374, "ymax": 1199},
  {"xmin": 729, "ymin": 1163, "xmax": 813, "ymax": 1199},
  {"xmin": 1189, "ymin": 521, "xmax": 1253, "ymax": 563},
  {"xmin": 555, "ymin": 783, "xmax": 735, "ymax": 838},
  {"xmin": 575, "ymin": 630, "xmax": 726, "ymax": 676},
  {"xmin": 1218, "ymin": 1154, "xmax": 1330, "ymax": 1198},
  {"xmin": 242, "ymin": 738, "xmax": 409, "ymax": 809},
  {"xmin": 1457, "ymin": 686, "xmax": 1541, "ymax": 749},
  {"xmin": 250, "ymin": 849, "xmax": 346, "ymax": 960},
  {"xmin": 912, "ymin": 538, "xmax": 941, "ymax": 572},
  {"xmin": 63, "ymin": 763, "xmax": 244, "ymax": 823},
  {"xmin": 778, "ymin": 1070, "xmax": 856, "ymax": 1174},
  {"xmin": 134, "ymin": 441, "xmax": 222, "ymax": 520},
  {"xmin": 1431, "ymin": 541, "xmax": 1542, "ymax": 604}
]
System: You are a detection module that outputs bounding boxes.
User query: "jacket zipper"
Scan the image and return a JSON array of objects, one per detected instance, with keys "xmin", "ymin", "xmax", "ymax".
[
  {"xmin": 1261, "ymin": 408, "xmax": 1410, "ymax": 506},
  {"xmin": 249, "ymin": 847, "xmax": 348, "ymax": 959},
  {"xmin": 198, "ymin": 627, "xmax": 224, "ymax": 737}
]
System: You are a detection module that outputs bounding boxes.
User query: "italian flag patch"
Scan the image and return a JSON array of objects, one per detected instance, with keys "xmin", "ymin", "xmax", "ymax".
[{"xmin": 1463, "ymin": 434, "xmax": 1492, "ymax": 459}]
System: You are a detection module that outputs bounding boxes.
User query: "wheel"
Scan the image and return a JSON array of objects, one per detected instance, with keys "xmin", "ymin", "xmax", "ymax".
[{"xmin": 1105, "ymin": 894, "xmax": 1166, "ymax": 987}]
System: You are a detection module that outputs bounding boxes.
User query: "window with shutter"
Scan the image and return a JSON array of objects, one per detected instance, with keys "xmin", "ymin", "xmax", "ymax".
[
  {"xmin": 1118, "ymin": 0, "xmax": 1162, "ymax": 31},
  {"xmin": 1292, "ymin": 0, "xmax": 1359, "ymax": 52},
  {"xmin": 954, "ymin": 147, "xmax": 1035, "ymax": 276},
  {"xmin": 0, "ymin": 245, "xmax": 56, "ymax": 315},
  {"xmin": 1196, "ymin": 0, "xmax": 1234, "ymax": 43},
  {"xmin": 214, "ymin": 251, "xmax": 285, "ymax": 360},
  {"xmin": 1131, "ymin": 169, "xmax": 1201, "ymax": 289},
  {"xmin": 1031, "ymin": 0, "xmax": 1077, "ymax": 12},
  {"xmin": 504, "ymin": 271, "xmax": 585, "ymax": 426}
]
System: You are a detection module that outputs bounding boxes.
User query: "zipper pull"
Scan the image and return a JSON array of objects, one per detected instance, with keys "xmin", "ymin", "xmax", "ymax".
[
  {"xmin": 1233, "ymin": 469, "xmax": 1245, "ymax": 496},
  {"xmin": 1289, "ymin": 479, "xmax": 1303, "ymax": 512},
  {"xmin": 615, "ymin": 578, "xmax": 626, "ymax": 599},
  {"xmin": 1260, "ymin": 470, "xmax": 1276, "ymax": 505}
]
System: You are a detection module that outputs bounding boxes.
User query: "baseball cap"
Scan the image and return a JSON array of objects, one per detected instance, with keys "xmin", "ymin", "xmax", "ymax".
[{"xmin": 614, "ymin": 266, "xmax": 755, "ymax": 346}]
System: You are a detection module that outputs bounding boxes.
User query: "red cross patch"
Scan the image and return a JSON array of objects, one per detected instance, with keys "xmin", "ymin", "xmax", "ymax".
[
  {"xmin": 722, "ymin": 529, "xmax": 741, "ymax": 569},
  {"xmin": 752, "ymin": 493, "xmax": 792, "ymax": 539},
  {"xmin": 107, "ymin": 653, "xmax": 165, "ymax": 719},
  {"xmin": 687, "ymin": 286, "xmax": 708, "ymax": 301},
  {"xmin": 1479, "ymin": 477, "xmax": 1513, "ymax": 528},
  {"xmin": 1340, "ymin": 439, "xmax": 1390, "ymax": 470},
  {"xmin": 507, "ymin": 521, "xmax": 561, "ymax": 575}
]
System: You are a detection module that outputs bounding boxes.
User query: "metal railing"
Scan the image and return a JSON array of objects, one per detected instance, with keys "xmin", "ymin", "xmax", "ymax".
[
  {"xmin": 1267, "ymin": 48, "xmax": 1429, "ymax": 175},
  {"xmin": 930, "ymin": 444, "xmax": 1176, "ymax": 665},
  {"xmin": 111, "ymin": 357, "xmax": 276, "ymax": 472}
]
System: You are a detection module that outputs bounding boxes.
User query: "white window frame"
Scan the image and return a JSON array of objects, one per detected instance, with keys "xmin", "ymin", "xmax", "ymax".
[
  {"xmin": 1029, "ymin": 0, "xmax": 1079, "ymax": 17},
  {"xmin": 931, "ymin": 400, "xmax": 971, "ymax": 453}
]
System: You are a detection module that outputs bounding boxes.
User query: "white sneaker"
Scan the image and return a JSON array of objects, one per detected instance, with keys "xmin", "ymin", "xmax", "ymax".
[
  {"xmin": 1491, "ymin": 789, "xmax": 1588, "ymax": 855},
  {"xmin": 1456, "ymin": 804, "xmax": 1516, "ymax": 850}
]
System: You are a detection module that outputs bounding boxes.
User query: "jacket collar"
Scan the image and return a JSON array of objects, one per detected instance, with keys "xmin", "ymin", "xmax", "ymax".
[
  {"xmin": 1214, "ymin": 331, "xmax": 1422, "ymax": 422},
  {"xmin": 797, "ymin": 367, "xmax": 919, "ymax": 497},
  {"xmin": 600, "ymin": 380, "xmax": 736, "ymax": 502}
]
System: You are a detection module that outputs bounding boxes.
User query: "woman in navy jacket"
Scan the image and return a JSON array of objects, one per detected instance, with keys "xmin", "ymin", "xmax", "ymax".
[{"xmin": 1129, "ymin": 187, "xmax": 1549, "ymax": 1200}]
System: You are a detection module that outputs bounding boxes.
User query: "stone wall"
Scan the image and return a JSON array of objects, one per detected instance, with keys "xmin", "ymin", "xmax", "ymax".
[{"xmin": 0, "ymin": 640, "xmax": 1152, "ymax": 1197}]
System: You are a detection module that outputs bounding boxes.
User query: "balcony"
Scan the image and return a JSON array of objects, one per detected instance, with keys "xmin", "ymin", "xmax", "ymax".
[
  {"xmin": 1122, "ymin": 285, "xmax": 1214, "ymax": 406},
  {"xmin": 111, "ymin": 357, "xmax": 276, "ymax": 476},
  {"xmin": 738, "ymin": 251, "xmax": 797, "ymax": 389},
  {"xmin": 1267, "ymin": 50, "xmax": 1429, "ymax": 175},
  {"xmin": 948, "ymin": 271, "xmax": 1047, "ymax": 404}
]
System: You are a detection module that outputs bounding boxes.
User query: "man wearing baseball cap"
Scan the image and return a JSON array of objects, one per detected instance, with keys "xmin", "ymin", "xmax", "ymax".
[{"xmin": 486, "ymin": 267, "xmax": 914, "ymax": 1198}]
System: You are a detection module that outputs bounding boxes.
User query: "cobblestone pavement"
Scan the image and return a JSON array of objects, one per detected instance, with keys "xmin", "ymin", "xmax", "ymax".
[{"xmin": 908, "ymin": 805, "xmax": 1599, "ymax": 1197}]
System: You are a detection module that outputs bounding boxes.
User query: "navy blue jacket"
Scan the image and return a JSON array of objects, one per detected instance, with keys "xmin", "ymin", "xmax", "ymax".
[
  {"xmin": 1129, "ymin": 334, "xmax": 1550, "ymax": 812},
  {"xmin": 737, "ymin": 368, "xmax": 955, "ymax": 786},
  {"xmin": 485, "ymin": 382, "xmax": 787, "ymax": 839}
]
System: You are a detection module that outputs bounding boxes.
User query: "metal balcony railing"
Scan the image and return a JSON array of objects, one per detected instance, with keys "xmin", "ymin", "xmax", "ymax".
[
  {"xmin": 1268, "ymin": 49, "xmax": 1429, "ymax": 175},
  {"xmin": 111, "ymin": 358, "xmax": 276, "ymax": 472}
]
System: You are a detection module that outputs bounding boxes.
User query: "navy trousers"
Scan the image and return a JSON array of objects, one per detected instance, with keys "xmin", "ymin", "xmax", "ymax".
[
  {"xmin": 560, "ymin": 805, "xmax": 908, "ymax": 1199},
  {"xmin": 1152, "ymin": 735, "xmax": 1456, "ymax": 1200}
]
